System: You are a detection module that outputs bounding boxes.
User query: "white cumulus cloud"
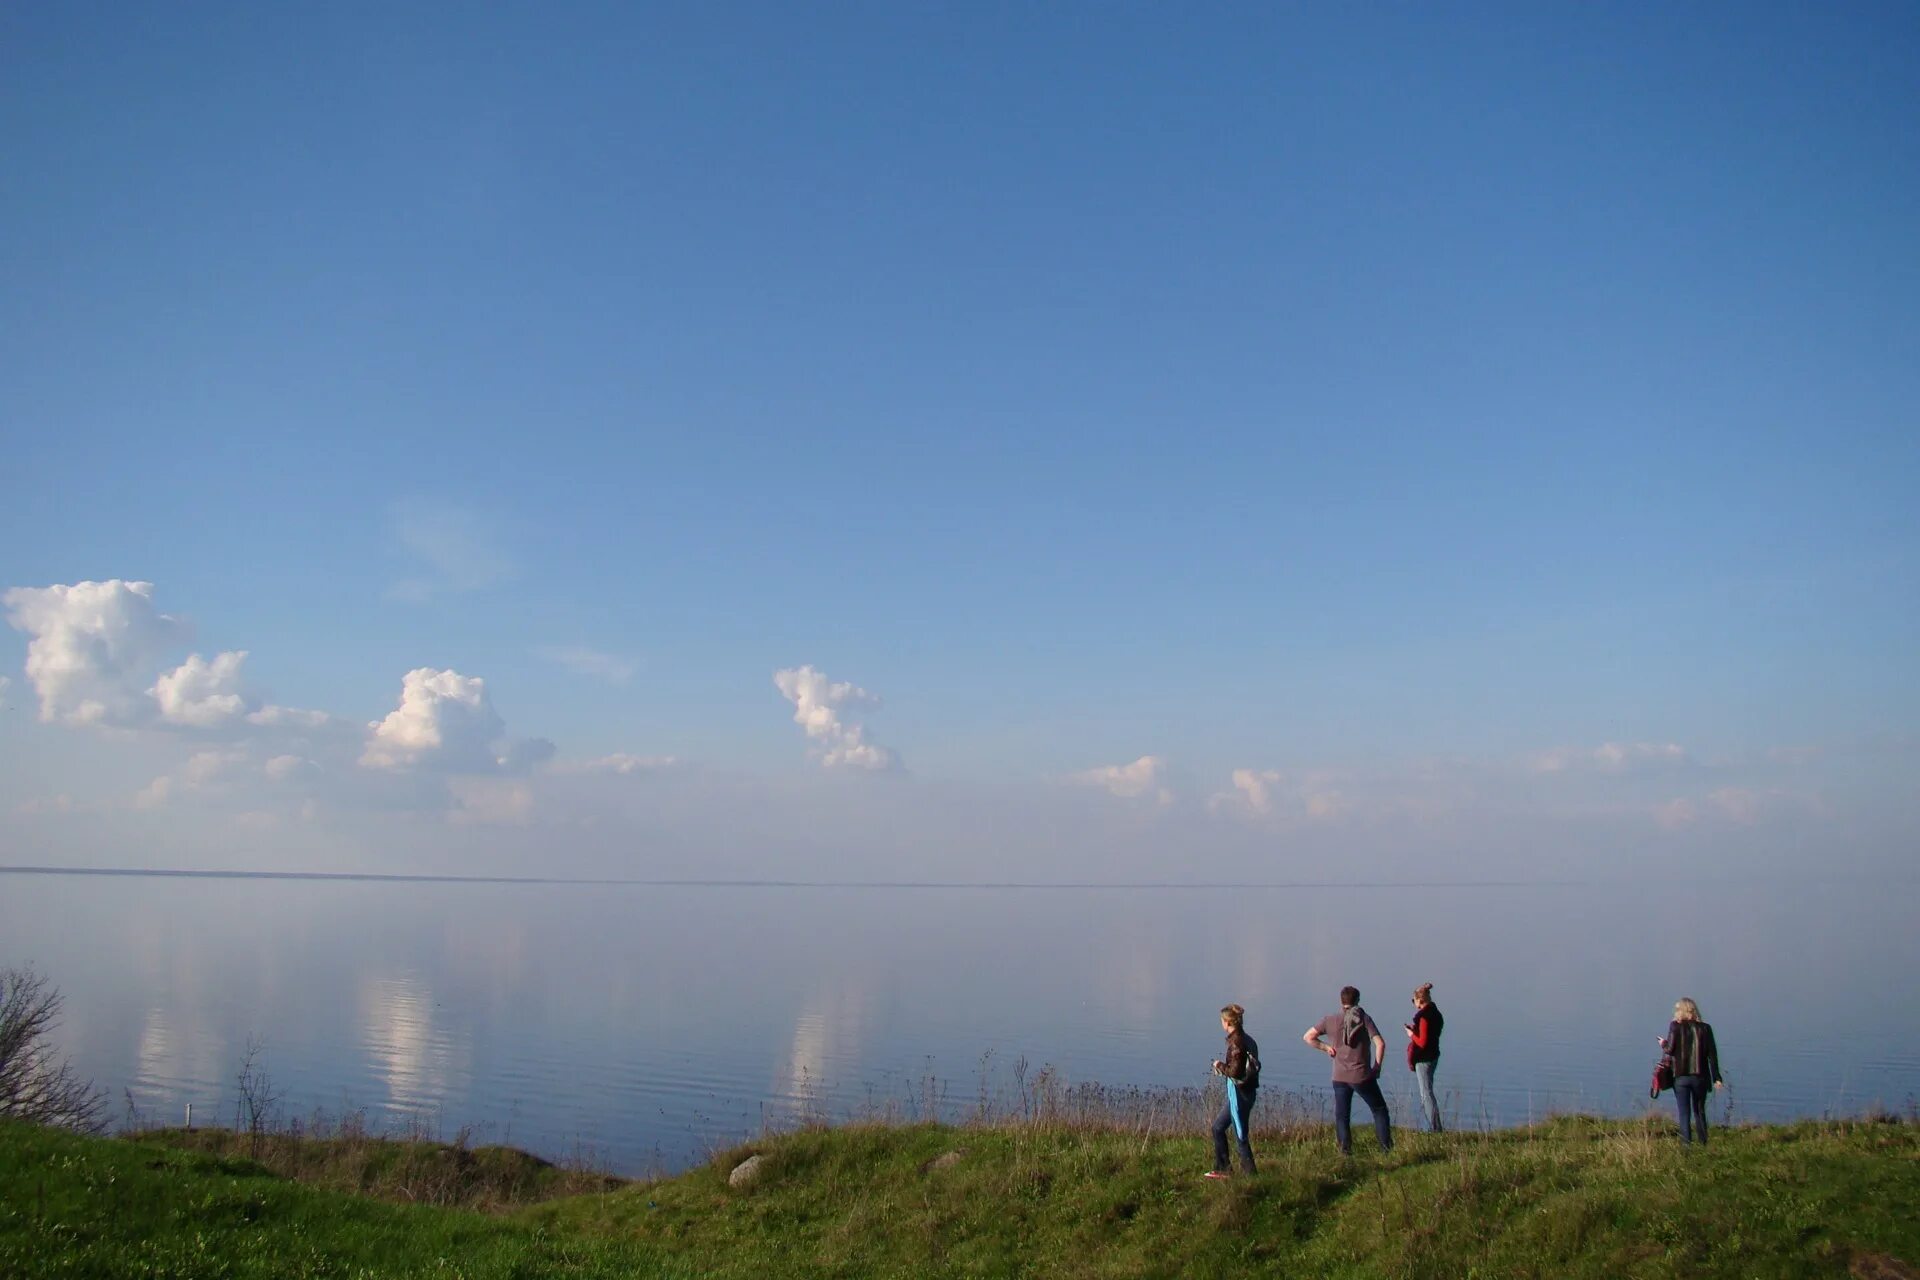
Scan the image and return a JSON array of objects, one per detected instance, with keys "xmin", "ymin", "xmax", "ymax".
[
  {"xmin": 1069, "ymin": 755, "xmax": 1173, "ymax": 805},
  {"xmin": 361, "ymin": 668, "xmax": 555, "ymax": 774},
  {"xmin": 152, "ymin": 651, "xmax": 255, "ymax": 727},
  {"xmin": 4, "ymin": 580, "xmax": 336, "ymax": 736},
  {"xmin": 773, "ymin": 665, "xmax": 900, "ymax": 771},
  {"xmin": 3, "ymin": 580, "xmax": 187, "ymax": 725}
]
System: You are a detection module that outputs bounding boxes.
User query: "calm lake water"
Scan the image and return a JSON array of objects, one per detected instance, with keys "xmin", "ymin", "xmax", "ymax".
[{"xmin": 3, "ymin": 870, "xmax": 1914, "ymax": 1173}]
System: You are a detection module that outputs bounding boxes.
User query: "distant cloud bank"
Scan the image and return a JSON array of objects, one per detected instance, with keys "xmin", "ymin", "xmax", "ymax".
[
  {"xmin": 4, "ymin": 579, "xmax": 1845, "ymax": 869},
  {"xmin": 1529, "ymin": 741, "xmax": 1688, "ymax": 775}
]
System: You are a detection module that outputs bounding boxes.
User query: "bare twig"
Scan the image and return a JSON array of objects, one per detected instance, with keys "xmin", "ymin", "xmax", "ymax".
[{"xmin": 0, "ymin": 967, "xmax": 106, "ymax": 1133}]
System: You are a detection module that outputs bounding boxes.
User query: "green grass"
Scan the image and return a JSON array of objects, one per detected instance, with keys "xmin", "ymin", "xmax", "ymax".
[
  {"xmin": 2, "ymin": 1114, "xmax": 1916, "ymax": 1278},
  {"xmin": 126, "ymin": 1125, "xmax": 621, "ymax": 1212}
]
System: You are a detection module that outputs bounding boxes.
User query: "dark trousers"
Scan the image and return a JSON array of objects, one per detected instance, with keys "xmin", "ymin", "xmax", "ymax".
[
  {"xmin": 1211, "ymin": 1085, "xmax": 1257, "ymax": 1173},
  {"xmin": 1674, "ymin": 1074, "xmax": 1710, "ymax": 1146},
  {"xmin": 1332, "ymin": 1078, "xmax": 1393, "ymax": 1155}
]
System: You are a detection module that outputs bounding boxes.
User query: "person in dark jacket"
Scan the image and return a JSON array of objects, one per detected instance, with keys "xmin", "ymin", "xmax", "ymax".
[
  {"xmin": 1404, "ymin": 982, "xmax": 1444, "ymax": 1133},
  {"xmin": 1660, "ymin": 997, "xmax": 1723, "ymax": 1146},
  {"xmin": 1205, "ymin": 1004, "xmax": 1259, "ymax": 1178}
]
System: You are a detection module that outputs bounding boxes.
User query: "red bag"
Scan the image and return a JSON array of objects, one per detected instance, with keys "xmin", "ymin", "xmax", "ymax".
[{"xmin": 1650, "ymin": 1056, "xmax": 1675, "ymax": 1098}]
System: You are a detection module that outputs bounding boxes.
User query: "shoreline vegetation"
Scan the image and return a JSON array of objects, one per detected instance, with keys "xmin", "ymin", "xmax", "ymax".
[{"xmin": 4, "ymin": 1098, "xmax": 1917, "ymax": 1278}]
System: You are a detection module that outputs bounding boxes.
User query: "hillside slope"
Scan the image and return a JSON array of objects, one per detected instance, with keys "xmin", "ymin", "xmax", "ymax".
[{"xmin": 1, "ymin": 1116, "xmax": 1914, "ymax": 1277}]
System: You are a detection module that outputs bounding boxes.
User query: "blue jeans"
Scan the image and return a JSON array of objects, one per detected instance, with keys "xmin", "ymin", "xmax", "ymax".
[
  {"xmin": 1413, "ymin": 1061, "xmax": 1442, "ymax": 1133},
  {"xmin": 1674, "ymin": 1074, "xmax": 1709, "ymax": 1146},
  {"xmin": 1332, "ymin": 1078, "xmax": 1392, "ymax": 1155},
  {"xmin": 1211, "ymin": 1084, "xmax": 1256, "ymax": 1173}
]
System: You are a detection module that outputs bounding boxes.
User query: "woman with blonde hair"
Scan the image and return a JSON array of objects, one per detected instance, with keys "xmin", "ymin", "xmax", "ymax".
[
  {"xmin": 1660, "ymin": 997, "xmax": 1724, "ymax": 1147},
  {"xmin": 1404, "ymin": 983, "xmax": 1444, "ymax": 1133},
  {"xmin": 1205, "ymin": 1004, "xmax": 1260, "ymax": 1179}
]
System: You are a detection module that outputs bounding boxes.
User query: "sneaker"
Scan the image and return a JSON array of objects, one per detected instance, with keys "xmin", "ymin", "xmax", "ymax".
[{"xmin": 1202, "ymin": 1170, "xmax": 1231, "ymax": 1180}]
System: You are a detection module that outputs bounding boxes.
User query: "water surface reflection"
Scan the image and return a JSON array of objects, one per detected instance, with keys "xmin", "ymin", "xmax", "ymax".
[{"xmin": 3, "ymin": 872, "xmax": 1912, "ymax": 1171}]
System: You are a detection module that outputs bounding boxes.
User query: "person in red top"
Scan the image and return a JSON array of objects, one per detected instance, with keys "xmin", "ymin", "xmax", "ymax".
[{"xmin": 1403, "ymin": 983, "xmax": 1444, "ymax": 1133}]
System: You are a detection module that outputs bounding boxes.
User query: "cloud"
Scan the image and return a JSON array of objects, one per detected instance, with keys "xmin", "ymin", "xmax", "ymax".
[
  {"xmin": 182, "ymin": 749, "xmax": 245, "ymax": 785},
  {"xmin": 14, "ymin": 793, "xmax": 80, "ymax": 816},
  {"xmin": 448, "ymin": 777, "xmax": 534, "ymax": 826},
  {"xmin": 1656, "ymin": 786, "xmax": 1793, "ymax": 829},
  {"xmin": 5, "ymin": 578, "xmax": 569, "ymax": 826},
  {"xmin": 772, "ymin": 665, "xmax": 901, "ymax": 771},
  {"xmin": 246, "ymin": 704, "xmax": 347, "ymax": 732},
  {"xmin": 1706, "ymin": 786, "xmax": 1766, "ymax": 824},
  {"xmin": 133, "ymin": 776, "xmax": 175, "ymax": 809},
  {"xmin": 361, "ymin": 667, "xmax": 555, "ymax": 774},
  {"xmin": 537, "ymin": 646, "xmax": 637, "ymax": 685},
  {"xmin": 151, "ymin": 651, "xmax": 256, "ymax": 727},
  {"xmin": 1208, "ymin": 767, "xmax": 1351, "ymax": 821},
  {"xmin": 387, "ymin": 499, "xmax": 514, "ymax": 601},
  {"xmin": 1069, "ymin": 755, "xmax": 1173, "ymax": 805},
  {"xmin": 134, "ymin": 749, "xmax": 249, "ymax": 808},
  {"xmin": 3, "ymin": 580, "xmax": 187, "ymax": 725},
  {"xmin": 1217, "ymin": 768, "xmax": 1281, "ymax": 815},
  {"xmin": 264, "ymin": 754, "xmax": 317, "ymax": 781},
  {"xmin": 4, "ymin": 581, "xmax": 340, "ymax": 737},
  {"xmin": 552, "ymin": 753, "xmax": 679, "ymax": 775},
  {"xmin": 1529, "ymin": 742, "xmax": 1688, "ymax": 775}
]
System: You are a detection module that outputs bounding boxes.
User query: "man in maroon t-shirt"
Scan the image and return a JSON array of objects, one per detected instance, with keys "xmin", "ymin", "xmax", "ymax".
[{"xmin": 1303, "ymin": 985, "xmax": 1394, "ymax": 1156}]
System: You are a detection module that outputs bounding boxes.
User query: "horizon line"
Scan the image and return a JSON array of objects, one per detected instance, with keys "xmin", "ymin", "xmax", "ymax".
[{"xmin": 0, "ymin": 864, "xmax": 1578, "ymax": 890}]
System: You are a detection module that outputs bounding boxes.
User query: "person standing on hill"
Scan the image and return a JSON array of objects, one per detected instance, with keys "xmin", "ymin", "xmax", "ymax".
[
  {"xmin": 1661, "ymin": 997, "xmax": 1724, "ymax": 1147},
  {"xmin": 1305, "ymin": 986, "xmax": 1393, "ymax": 1156},
  {"xmin": 1204, "ymin": 1004, "xmax": 1260, "ymax": 1179},
  {"xmin": 1404, "ymin": 983, "xmax": 1444, "ymax": 1133}
]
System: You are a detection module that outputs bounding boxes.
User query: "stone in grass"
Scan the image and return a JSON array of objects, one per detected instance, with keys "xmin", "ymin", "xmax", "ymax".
[{"xmin": 728, "ymin": 1155, "xmax": 766, "ymax": 1188}]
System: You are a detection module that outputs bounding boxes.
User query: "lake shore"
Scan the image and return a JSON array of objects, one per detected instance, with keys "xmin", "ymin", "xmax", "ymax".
[{"xmin": 5, "ymin": 1110, "xmax": 1916, "ymax": 1277}]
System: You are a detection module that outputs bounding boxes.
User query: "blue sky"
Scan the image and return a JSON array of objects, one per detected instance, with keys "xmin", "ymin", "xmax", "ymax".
[{"xmin": 3, "ymin": 4, "xmax": 1915, "ymax": 876}]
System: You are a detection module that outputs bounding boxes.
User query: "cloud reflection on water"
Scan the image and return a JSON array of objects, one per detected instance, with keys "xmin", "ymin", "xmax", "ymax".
[
  {"xmin": 3, "ymin": 873, "xmax": 1916, "ymax": 1176},
  {"xmin": 777, "ymin": 983, "xmax": 874, "ymax": 1119},
  {"xmin": 359, "ymin": 973, "xmax": 469, "ymax": 1111}
]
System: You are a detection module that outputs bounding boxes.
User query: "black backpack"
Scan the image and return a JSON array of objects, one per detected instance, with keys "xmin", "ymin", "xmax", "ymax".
[{"xmin": 1238, "ymin": 1034, "xmax": 1262, "ymax": 1090}]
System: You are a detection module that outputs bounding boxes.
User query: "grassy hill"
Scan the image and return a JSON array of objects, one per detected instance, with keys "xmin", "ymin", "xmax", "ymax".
[{"xmin": 1, "ymin": 1114, "xmax": 1915, "ymax": 1277}]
